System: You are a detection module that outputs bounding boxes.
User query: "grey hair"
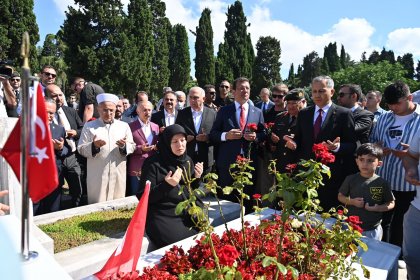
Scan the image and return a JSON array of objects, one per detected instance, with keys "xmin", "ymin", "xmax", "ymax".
[
  {"xmin": 312, "ymin": 75, "xmax": 334, "ymax": 89},
  {"xmin": 44, "ymin": 97, "xmax": 56, "ymax": 105},
  {"xmin": 188, "ymin": 87, "xmax": 205, "ymax": 97}
]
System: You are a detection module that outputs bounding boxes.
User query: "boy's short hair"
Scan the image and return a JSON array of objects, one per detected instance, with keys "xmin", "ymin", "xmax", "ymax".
[
  {"xmin": 356, "ymin": 143, "xmax": 383, "ymax": 160},
  {"xmin": 383, "ymin": 80, "xmax": 410, "ymax": 105}
]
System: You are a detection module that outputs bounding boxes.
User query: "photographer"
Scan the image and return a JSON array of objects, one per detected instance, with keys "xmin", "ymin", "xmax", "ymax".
[{"xmin": 0, "ymin": 64, "xmax": 17, "ymax": 118}]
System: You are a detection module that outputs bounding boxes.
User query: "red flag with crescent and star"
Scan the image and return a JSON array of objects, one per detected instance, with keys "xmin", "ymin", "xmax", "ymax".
[{"xmin": 0, "ymin": 83, "xmax": 58, "ymax": 203}]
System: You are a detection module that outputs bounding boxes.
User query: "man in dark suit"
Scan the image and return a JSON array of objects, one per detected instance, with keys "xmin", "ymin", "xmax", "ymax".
[
  {"xmin": 210, "ymin": 77, "xmax": 265, "ymax": 211},
  {"xmin": 176, "ymin": 87, "xmax": 217, "ymax": 175},
  {"xmin": 46, "ymin": 84, "xmax": 84, "ymax": 207},
  {"xmin": 34, "ymin": 98, "xmax": 69, "ymax": 215},
  {"xmin": 285, "ymin": 76, "xmax": 357, "ymax": 211},
  {"xmin": 255, "ymin": 87, "xmax": 274, "ymax": 118},
  {"xmin": 151, "ymin": 91, "xmax": 178, "ymax": 133}
]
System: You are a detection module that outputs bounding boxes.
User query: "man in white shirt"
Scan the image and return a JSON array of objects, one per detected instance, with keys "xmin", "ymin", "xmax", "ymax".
[{"xmin": 151, "ymin": 91, "xmax": 178, "ymax": 133}]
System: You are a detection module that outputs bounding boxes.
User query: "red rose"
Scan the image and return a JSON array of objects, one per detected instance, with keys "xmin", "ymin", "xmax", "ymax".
[
  {"xmin": 217, "ymin": 245, "xmax": 240, "ymax": 266},
  {"xmin": 246, "ymin": 123, "xmax": 258, "ymax": 132},
  {"xmin": 253, "ymin": 194, "xmax": 262, "ymax": 200},
  {"xmin": 285, "ymin": 163, "xmax": 297, "ymax": 172},
  {"xmin": 264, "ymin": 122, "xmax": 275, "ymax": 129}
]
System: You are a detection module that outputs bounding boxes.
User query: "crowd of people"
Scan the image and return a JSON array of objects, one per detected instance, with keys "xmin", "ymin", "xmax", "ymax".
[{"xmin": 1, "ymin": 64, "xmax": 420, "ymax": 278}]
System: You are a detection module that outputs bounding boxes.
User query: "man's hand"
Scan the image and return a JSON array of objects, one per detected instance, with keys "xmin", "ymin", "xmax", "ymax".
[
  {"xmin": 271, "ymin": 132, "xmax": 280, "ymax": 143},
  {"xmin": 406, "ymin": 168, "xmax": 420, "ymax": 185},
  {"xmin": 0, "ymin": 190, "xmax": 10, "ymax": 215},
  {"xmin": 116, "ymin": 137, "xmax": 127, "ymax": 148},
  {"xmin": 195, "ymin": 133, "xmax": 208, "ymax": 142},
  {"xmin": 93, "ymin": 135, "xmax": 106, "ymax": 148},
  {"xmin": 186, "ymin": 135, "xmax": 195, "ymax": 142},
  {"xmin": 165, "ymin": 167, "xmax": 183, "ymax": 187},
  {"xmin": 66, "ymin": 129, "xmax": 77, "ymax": 138},
  {"xmin": 226, "ymin": 129, "xmax": 242, "ymax": 140},
  {"xmin": 243, "ymin": 131, "xmax": 256, "ymax": 142},
  {"xmin": 141, "ymin": 144, "xmax": 155, "ymax": 152},
  {"xmin": 324, "ymin": 137, "xmax": 340, "ymax": 151},
  {"xmin": 283, "ymin": 135, "xmax": 296, "ymax": 150},
  {"xmin": 194, "ymin": 162, "xmax": 204, "ymax": 178},
  {"xmin": 52, "ymin": 138, "xmax": 65, "ymax": 150},
  {"xmin": 159, "ymin": 126, "xmax": 166, "ymax": 133},
  {"xmin": 391, "ymin": 143, "xmax": 409, "ymax": 159}
]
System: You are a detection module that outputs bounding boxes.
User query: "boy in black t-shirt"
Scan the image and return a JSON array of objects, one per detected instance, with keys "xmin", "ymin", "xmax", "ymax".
[{"xmin": 338, "ymin": 143, "xmax": 395, "ymax": 240}]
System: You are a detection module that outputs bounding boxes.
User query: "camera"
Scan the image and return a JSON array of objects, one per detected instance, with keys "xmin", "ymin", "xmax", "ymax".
[{"xmin": 0, "ymin": 59, "xmax": 14, "ymax": 79}]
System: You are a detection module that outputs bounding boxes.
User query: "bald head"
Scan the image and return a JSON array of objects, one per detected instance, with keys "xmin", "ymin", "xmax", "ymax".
[
  {"xmin": 45, "ymin": 84, "xmax": 65, "ymax": 107},
  {"xmin": 136, "ymin": 101, "xmax": 154, "ymax": 123}
]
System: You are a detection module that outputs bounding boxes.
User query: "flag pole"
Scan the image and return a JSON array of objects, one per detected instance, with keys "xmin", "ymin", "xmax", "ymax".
[{"xmin": 20, "ymin": 32, "xmax": 38, "ymax": 261}]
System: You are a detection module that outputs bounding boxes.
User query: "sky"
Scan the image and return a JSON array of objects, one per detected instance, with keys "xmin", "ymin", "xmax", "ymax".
[{"xmin": 34, "ymin": 0, "xmax": 420, "ymax": 79}]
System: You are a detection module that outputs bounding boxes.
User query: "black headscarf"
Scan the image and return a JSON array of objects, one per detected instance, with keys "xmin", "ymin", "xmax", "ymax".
[{"xmin": 157, "ymin": 124, "xmax": 191, "ymax": 173}]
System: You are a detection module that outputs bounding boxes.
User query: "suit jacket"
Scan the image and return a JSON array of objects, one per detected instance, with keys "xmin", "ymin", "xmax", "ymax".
[
  {"xmin": 210, "ymin": 102, "xmax": 265, "ymax": 186},
  {"xmin": 295, "ymin": 103, "xmax": 357, "ymax": 210},
  {"xmin": 128, "ymin": 120, "xmax": 159, "ymax": 176},
  {"xmin": 151, "ymin": 110, "xmax": 178, "ymax": 128},
  {"xmin": 175, "ymin": 106, "xmax": 217, "ymax": 169},
  {"xmin": 255, "ymin": 100, "xmax": 274, "ymax": 112},
  {"xmin": 61, "ymin": 106, "xmax": 84, "ymax": 142},
  {"xmin": 353, "ymin": 107, "xmax": 374, "ymax": 145}
]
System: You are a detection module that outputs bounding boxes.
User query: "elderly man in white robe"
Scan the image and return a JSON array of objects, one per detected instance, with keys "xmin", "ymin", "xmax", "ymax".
[{"xmin": 78, "ymin": 93, "xmax": 135, "ymax": 204}]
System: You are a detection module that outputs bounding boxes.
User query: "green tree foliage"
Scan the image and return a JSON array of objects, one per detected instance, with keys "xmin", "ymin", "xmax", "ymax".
[
  {"xmin": 286, "ymin": 63, "xmax": 299, "ymax": 89},
  {"xmin": 368, "ymin": 50, "xmax": 380, "ymax": 64},
  {"xmin": 217, "ymin": 1, "xmax": 254, "ymax": 82},
  {"xmin": 0, "ymin": 0, "xmax": 39, "ymax": 70},
  {"xmin": 61, "ymin": 0, "xmax": 125, "ymax": 93},
  {"xmin": 168, "ymin": 24, "xmax": 190, "ymax": 91},
  {"xmin": 300, "ymin": 51, "xmax": 322, "ymax": 87},
  {"xmin": 416, "ymin": 60, "xmax": 420, "ymax": 81},
  {"xmin": 361, "ymin": 52, "xmax": 367, "ymax": 63},
  {"xmin": 340, "ymin": 45, "xmax": 352, "ymax": 69},
  {"xmin": 38, "ymin": 32, "xmax": 68, "ymax": 89},
  {"xmin": 379, "ymin": 47, "xmax": 395, "ymax": 64},
  {"xmin": 397, "ymin": 53, "xmax": 415, "ymax": 79},
  {"xmin": 252, "ymin": 36, "xmax": 281, "ymax": 98},
  {"xmin": 148, "ymin": 0, "xmax": 170, "ymax": 101},
  {"xmin": 323, "ymin": 42, "xmax": 341, "ymax": 73},
  {"xmin": 120, "ymin": 0, "xmax": 154, "ymax": 98},
  {"xmin": 321, "ymin": 57, "xmax": 330, "ymax": 74},
  {"xmin": 215, "ymin": 42, "xmax": 233, "ymax": 83},
  {"xmin": 332, "ymin": 61, "xmax": 419, "ymax": 93},
  {"xmin": 195, "ymin": 8, "xmax": 215, "ymax": 87}
]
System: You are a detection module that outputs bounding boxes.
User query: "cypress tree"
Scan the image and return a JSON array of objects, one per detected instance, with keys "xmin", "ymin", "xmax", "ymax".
[
  {"xmin": 120, "ymin": 0, "xmax": 154, "ymax": 97},
  {"xmin": 321, "ymin": 57, "xmax": 330, "ymax": 74},
  {"xmin": 323, "ymin": 42, "xmax": 341, "ymax": 73},
  {"xmin": 340, "ymin": 45, "xmax": 349, "ymax": 69},
  {"xmin": 415, "ymin": 60, "xmax": 420, "ymax": 81},
  {"xmin": 219, "ymin": 1, "xmax": 254, "ymax": 81},
  {"xmin": 287, "ymin": 63, "xmax": 296, "ymax": 88},
  {"xmin": 195, "ymin": 8, "xmax": 215, "ymax": 87},
  {"xmin": 0, "ymin": 0, "xmax": 39, "ymax": 70},
  {"xmin": 300, "ymin": 51, "xmax": 321, "ymax": 87},
  {"xmin": 397, "ymin": 53, "xmax": 414, "ymax": 79},
  {"xmin": 368, "ymin": 50, "xmax": 380, "ymax": 64},
  {"xmin": 215, "ymin": 42, "xmax": 233, "ymax": 83},
  {"xmin": 380, "ymin": 47, "xmax": 395, "ymax": 64},
  {"xmin": 252, "ymin": 36, "xmax": 281, "ymax": 98},
  {"xmin": 148, "ymin": 0, "xmax": 170, "ymax": 101},
  {"xmin": 62, "ymin": 0, "xmax": 125, "ymax": 93},
  {"xmin": 168, "ymin": 24, "xmax": 190, "ymax": 91},
  {"xmin": 361, "ymin": 52, "xmax": 367, "ymax": 63}
]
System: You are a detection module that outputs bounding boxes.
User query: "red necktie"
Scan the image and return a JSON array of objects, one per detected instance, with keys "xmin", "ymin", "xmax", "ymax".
[
  {"xmin": 240, "ymin": 105, "xmax": 246, "ymax": 131},
  {"xmin": 313, "ymin": 109, "xmax": 323, "ymax": 139}
]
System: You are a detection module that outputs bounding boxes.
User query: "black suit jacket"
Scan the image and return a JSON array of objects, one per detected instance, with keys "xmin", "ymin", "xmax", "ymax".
[
  {"xmin": 352, "ymin": 107, "xmax": 374, "ymax": 145},
  {"xmin": 50, "ymin": 122, "xmax": 70, "ymax": 174},
  {"xmin": 151, "ymin": 110, "xmax": 178, "ymax": 128},
  {"xmin": 175, "ymin": 106, "xmax": 217, "ymax": 169},
  {"xmin": 295, "ymin": 103, "xmax": 357, "ymax": 210},
  {"xmin": 60, "ymin": 106, "xmax": 84, "ymax": 142}
]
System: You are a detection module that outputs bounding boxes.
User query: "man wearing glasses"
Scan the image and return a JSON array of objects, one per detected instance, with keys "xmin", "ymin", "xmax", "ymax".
[
  {"xmin": 203, "ymin": 84, "xmax": 218, "ymax": 111},
  {"xmin": 214, "ymin": 80, "xmax": 233, "ymax": 108},
  {"xmin": 264, "ymin": 83, "xmax": 288, "ymax": 123},
  {"xmin": 71, "ymin": 77, "xmax": 104, "ymax": 123},
  {"xmin": 40, "ymin": 65, "xmax": 57, "ymax": 92},
  {"xmin": 2, "ymin": 72, "xmax": 21, "ymax": 117}
]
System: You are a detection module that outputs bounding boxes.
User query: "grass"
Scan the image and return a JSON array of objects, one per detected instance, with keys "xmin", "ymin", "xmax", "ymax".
[{"xmin": 39, "ymin": 208, "xmax": 135, "ymax": 253}]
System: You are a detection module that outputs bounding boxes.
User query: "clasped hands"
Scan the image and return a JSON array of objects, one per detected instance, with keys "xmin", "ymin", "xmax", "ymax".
[
  {"xmin": 93, "ymin": 135, "xmax": 127, "ymax": 149},
  {"xmin": 165, "ymin": 162, "xmax": 204, "ymax": 187},
  {"xmin": 226, "ymin": 129, "xmax": 256, "ymax": 141}
]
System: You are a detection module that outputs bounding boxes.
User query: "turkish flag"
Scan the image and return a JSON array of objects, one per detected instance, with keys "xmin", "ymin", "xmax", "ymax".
[
  {"xmin": 0, "ymin": 83, "xmax": 58, "ymax": 203},
  {"xmin": 94, "ymin": 181, "xmax": 151, "ymax": 279}
]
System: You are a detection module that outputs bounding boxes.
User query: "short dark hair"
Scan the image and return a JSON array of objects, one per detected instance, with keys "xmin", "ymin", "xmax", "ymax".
[
  {"xmin": 232, "ymin": 77, "xmax": 249, "ymax": 90},
  {"xmin": 204, "ymin": 84, "xmax": 215, "ymax": 93},
  {"xmin": 135, "ymin": 91, "xmax": 148, "ymax": 103},
  {"xmin": 42, "ymin": 64, "xmax": 55, "ymax": 72},
  {"xmin": 383, "ymin": 81, "xmax": 410, "ymax": 105},
  {"xmin": 341, "ymin": 84, "xmax": 362, "ymax": 100},
  {"xmin": 356, "ymin": 143, "xmax": 383, "ymax": 160},
  {"xmin": 271, "ymin": 83, "xmax": 289, "ymax": 94}
]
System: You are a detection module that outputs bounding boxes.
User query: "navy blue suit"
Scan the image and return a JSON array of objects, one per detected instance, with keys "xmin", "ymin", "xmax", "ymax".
[{"xmin": 210, "ymin": 102, "xmax": 265, "ymax": 210}]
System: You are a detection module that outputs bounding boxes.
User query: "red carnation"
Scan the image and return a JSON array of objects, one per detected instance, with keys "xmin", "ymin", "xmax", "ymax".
[
  {"xmin": 246, "ymin": 123, "xmax": 258, "ymax": 132},
  {"xmin": 285, "ymin": 163, "xmax": 297, "ymax": 172},
  {"xmin": 217, "ymin": 245, "xmax": 240, "ymax": 266},
  {"xmin": 264, "ymin": 122, "xmax": 275, "ymax": 129},
  {"xmin": 253, "ymin": 194, "xmax": 262, "ymax": 200}
]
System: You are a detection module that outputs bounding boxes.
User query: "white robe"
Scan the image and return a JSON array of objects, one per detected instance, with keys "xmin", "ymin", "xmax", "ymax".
[{"xmin": 78, "ymin": 119, "xmax": 135, "ymax": 204}]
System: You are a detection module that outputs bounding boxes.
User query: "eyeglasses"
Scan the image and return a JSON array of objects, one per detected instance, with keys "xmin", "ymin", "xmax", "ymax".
[
  {"xmin": 10, "ymin": 78, "xmax": 20, "ymax": 82},
  {"xmin": 208, "ymin": 91, "xmax": 216, "ymax": 95},
  {"xmin": 43, "ymin": 72, "xmax": 57, "ymax": 78},
  {"xmin": 338, "ymin": 92, "xmax": 351, "ymax": 97},
  {"xmin": 189, "ymin": 96, "xmax": 200, "ymax": 100},
  {"xmin": 272, "ymin": 94, "xmax": 284, "ymax": 99},
  {"xmin": 219, "ymin": 85, "xmax": 229, "ymax": 89}
]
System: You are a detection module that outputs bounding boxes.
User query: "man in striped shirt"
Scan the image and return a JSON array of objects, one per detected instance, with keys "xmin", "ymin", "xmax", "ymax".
[{"xmin": 369, "ymin": 81, "xmax": 420, "ymax": 267}]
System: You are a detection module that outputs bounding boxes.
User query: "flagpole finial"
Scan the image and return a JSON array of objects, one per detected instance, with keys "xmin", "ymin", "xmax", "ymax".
[{"xmin": 21, "ymin": 32, "xmax": 30, "ymax": 69}]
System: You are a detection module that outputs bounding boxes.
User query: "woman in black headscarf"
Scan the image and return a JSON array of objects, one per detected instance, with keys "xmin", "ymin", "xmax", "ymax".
[{"xmin": 138, "ymin": 124, "xmax": 204, "ymax": 248}]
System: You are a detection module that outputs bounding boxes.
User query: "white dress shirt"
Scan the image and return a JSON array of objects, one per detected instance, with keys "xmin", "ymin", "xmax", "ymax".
[
  {"xmin": 164, "ymin": 109, "xmax": 176, "ymax": 126},
  {"xmin": 138, "ymin": 118, "xmax": 153, "ymax": 145}
]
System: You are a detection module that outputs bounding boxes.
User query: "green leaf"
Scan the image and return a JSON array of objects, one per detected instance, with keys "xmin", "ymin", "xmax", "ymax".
[
  {"xmin": 223, "ymin": 186, "xmax": 234, "ymax": 195},
  {"xmin": 175, "ymin": 201, "xmax": 189, "ymax": 215}
]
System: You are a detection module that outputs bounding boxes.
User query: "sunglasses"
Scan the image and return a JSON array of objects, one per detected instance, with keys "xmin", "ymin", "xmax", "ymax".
[
  {"xmin": 219, "ymin": 85, "xmax": 229, "ymax": 89},
  {"xmin": 338, "ymin": 92, "xmax": 351, "ymax": 97},
  {"xmin": 208, "ymin": 91, "xmax": 216, "ymax": 95},
  {"xmin": 10, "ymin": 78, "xmax": 21, "ymax": 82},
  {"xmin": 272, "ymin": 94, "xmax": 284, "ymax": 99},
  {"xmin": 43, "ymin": 72, "xmax": 57, "ymax": 78}
]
